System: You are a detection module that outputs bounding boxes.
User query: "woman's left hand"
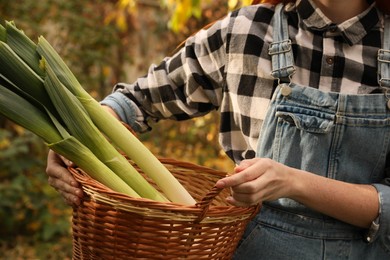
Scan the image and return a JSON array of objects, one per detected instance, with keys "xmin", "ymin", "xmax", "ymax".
[
  {"xmin": 216, "ymin": 158, "xmax": 380, "ymax": 228},
  {"xmin": 215, "ymin": 158, "xmax": 298, "ymax": 207}
]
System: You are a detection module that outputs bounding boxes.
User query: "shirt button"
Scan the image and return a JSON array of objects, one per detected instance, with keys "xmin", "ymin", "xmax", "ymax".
[{"xmin": 326, "ymin": 57, "xmax": 334, "ymax": 65}]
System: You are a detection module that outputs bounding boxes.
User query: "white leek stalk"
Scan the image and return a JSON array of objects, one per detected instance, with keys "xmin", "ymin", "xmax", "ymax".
[
  {"xmin": 43, "ymin": 61, "xmax": 168, "ymax": 202},
  {"xmin": 37, "ymin": 36, "xmax": 196, "ymax": 205}
]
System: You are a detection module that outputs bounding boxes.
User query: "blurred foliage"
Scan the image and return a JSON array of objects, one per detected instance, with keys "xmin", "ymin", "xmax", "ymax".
[
  {"xmin": 0, "ymin": 0, "xmax": 254, "ymax": 258},
  {"xmin": 0, "ymin": 118, "xmax": 72, "ymax": 259},
  {"xmin": 163, "ymin": 0, "xmax": 253, "ymax": 32}
]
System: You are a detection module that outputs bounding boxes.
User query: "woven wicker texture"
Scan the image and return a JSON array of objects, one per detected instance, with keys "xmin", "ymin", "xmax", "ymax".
[{"xmin": 70, "ymin": 158, "xmax": 260, "ymax": 259}]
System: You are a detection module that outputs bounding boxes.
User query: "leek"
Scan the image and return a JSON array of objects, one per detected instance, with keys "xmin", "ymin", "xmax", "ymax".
[
  {"xmin": 43, "ymin": 62, "xmax": 168, "ymax": 202},
  {"xmin": 0, "ymin": 41, "xmax": 55, "ymax": 112},
  {"xmin": 37, "ymin": 37, "xmax": 196, "ymax": 205},
  {"xmin": 0, "ymin": 34, "xmax": 167, "ymax": 202},
  {"xmin": 0, "ymin": 22, "xmax": 168, "ymax": 203},
  {"xmin": 5, "ymin": 21, "xmax": 44, "ymax": 77},
  {"xmin": 0, "ymin": 83, "xmax": 140, "ymax": 197},
  {"xmin": 0, "ymin": 21, "xmax": 196, "ymax": 205},
  {"xmin": 0, "ymin": 24, "xmax": 6, "ymax": 42}
]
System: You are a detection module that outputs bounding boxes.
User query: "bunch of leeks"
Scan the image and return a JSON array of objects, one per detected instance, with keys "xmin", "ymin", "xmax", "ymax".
[{"xmin": 0, "ymin": 21, "xmax": 196, "ymax": 205}]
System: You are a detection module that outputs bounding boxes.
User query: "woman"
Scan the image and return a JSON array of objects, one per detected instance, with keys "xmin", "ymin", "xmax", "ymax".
[{"xmin": 47, "ymin": 0, "xmax": 390, "ymax": 258}]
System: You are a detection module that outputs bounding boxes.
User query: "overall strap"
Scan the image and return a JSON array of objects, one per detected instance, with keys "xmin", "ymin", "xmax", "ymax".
[
  {"xmin": 268, "ymin": 4, "xmax": 295, "ymax": 82},
  {"xmin": 378, "ymin": 15, "xmax": 390, "ymax": 88}
]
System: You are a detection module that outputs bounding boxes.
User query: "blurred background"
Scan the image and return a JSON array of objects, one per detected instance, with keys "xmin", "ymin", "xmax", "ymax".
[{"xmin": 0, "ymin": 0, "xmax": 251, "ymax": 258}]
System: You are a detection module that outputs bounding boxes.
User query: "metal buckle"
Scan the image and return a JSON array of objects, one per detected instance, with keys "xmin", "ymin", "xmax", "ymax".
[
  {"xmin": 271, "ymin": 65, "xmax": 296, "ymax": 79},
  {"xmin": 268, "ymin": 39, "xmax": 292, "ymax": 55},
  {"xmin": 379, "ymin": 77, "xmax": 390, "ymax": 88},
  {"xmin": 377, "ymin": 49, "xmax": 390, "ymax": 63}
]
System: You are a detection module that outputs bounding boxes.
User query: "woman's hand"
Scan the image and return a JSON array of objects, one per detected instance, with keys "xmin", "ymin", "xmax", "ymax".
[
  {"xmin": 216, "ymin": 158, "xmax": 379, "ymax": 228},
  {"xmin": 216, "ymin": 158, "xmax": 297, "ymax": 207},
  {"xmin": 45, "ymin": 105, "xmax": 121, "ymax": 207},
  {"xmin": 46, "ymin": 149, "xmax": 84, "ymax": 207}
]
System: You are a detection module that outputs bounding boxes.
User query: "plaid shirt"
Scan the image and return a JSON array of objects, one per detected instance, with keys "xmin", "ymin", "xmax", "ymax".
[{"xmin": 102, "ymin": 0, "xmax": 385, "ymax": 164}]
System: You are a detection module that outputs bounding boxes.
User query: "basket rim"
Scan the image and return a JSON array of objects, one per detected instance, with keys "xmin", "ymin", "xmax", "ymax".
[{"xmin": 69, "ymin": 157, "xmax": 260, "ymax": 222}]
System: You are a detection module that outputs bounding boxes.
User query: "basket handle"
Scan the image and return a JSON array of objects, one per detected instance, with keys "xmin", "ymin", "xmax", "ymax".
[
  {"xmin": 194, "ymin": 185, "xmax": 224, "ymax": 223},
  {"xmin": 194, "ymin": 186, "xmax": 262, "ymax": 223}
]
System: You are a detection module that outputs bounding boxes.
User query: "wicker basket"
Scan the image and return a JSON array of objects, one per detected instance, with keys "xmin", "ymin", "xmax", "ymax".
[{"xmin": 69, "ymin": 158, "xmax": 260, "ymax": 259}]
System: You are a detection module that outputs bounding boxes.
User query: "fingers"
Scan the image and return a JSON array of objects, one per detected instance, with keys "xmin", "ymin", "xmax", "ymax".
[
  {"xmin": 46, "ymin": 150, "xmax": 83, "ymax": 207},
  {"xmin": 225, "ymin": 195, "xmax": 261, "ymax": 207},
  {"xmin": 215, "ymin": 158, "xmax": 278, "ymax": 207},
  {"xmin": 216, "ymin": 158, "xmax": 263, "ymax": 189},
  {"xmin": 47, "ymin": 170, "xmax": 83, "ymax": 206},
  {"xmin": 225, "ymin": 180, "xmax": 264, "ymax": 207},
  {"xmin": 233, "ymin": 158, "xmax": 258, "ymax": 173},
  {"xmin": 215, "ymin": 159, "xmax": 263, "ymax": 207},
  {"xmin": 59, "ymin": 154, "xmax": 75, "ymax": 167}
]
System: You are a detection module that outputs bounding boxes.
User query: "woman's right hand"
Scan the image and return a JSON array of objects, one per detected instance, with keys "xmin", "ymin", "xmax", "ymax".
[
  {"xmin": 45, "ymin": 105, "xmax": 119, "ymax": 207},
  {"xmin": 46, "ymin": 149, "xmax": 84, "ymax": 207}
]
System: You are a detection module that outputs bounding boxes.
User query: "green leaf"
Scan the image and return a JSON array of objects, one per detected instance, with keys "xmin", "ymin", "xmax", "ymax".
[{"xmin": 5, "ymin": 21, "xmax": 44, "ymax": 77}]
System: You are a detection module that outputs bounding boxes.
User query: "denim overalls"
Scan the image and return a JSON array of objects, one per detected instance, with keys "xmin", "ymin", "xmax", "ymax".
[{"xmin": 233, "ymin": 4, "xmax": 390, "ymax": 260}]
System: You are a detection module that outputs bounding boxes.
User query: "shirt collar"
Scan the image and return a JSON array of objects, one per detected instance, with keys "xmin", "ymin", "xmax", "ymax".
[{"xmin": 291, "ymin": 0, "xmax": 382, "ymax": 45}]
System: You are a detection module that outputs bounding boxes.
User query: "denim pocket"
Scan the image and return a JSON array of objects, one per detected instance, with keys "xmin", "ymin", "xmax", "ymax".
[
  {"xmin": 272, "ymin": 102, "xmax": 389, "ymax": 183},
  {"xmin": 275, "ymin": 105, "xmax": 334, "ymax": 134},
  {"xmin": 270, "ymin": 105, "xmax": 335, "ymax": 177},
  {"xmin": 276, "ymin": 112, "xmax": 334, "ymax": 134}
]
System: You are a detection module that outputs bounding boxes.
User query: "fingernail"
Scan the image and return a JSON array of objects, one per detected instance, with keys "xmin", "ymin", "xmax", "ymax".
[{"xmin": 216, "ymin": 180, "xmax": 225, "ymax": 188}]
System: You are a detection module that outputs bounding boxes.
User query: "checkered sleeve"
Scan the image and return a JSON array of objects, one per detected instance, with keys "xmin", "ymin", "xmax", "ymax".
[{"xmin": 102, "ymin": 13, "xmax": 232, "ymax": 131}]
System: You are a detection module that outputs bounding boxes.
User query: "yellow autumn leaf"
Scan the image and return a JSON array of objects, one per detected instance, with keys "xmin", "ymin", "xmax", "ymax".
[
  {"xmin": 0, "ymin": 138, "xmax": 10, "ymax": 150},
  {"xmin": 180, "ymin": 0, "xmax": 192, "ymax": 20},
  {"xmin": 116, "ymin": 12, "xmax": 128, "ymax": 32},
  {"xmin": 118, "ymin": 0, "xmax": 136, "ymax": 14},
  {"xmin": 13, "ymin": 124, "xmax": 26, "ymax": 135},
  {"xmin": 242, "ymin": 0, "xmax": 253, "ymax": 6},
  {"xmin": 168, "ymin": 0, "xmax": 199, "ymax": 32},
  {"xmin": 228, "ymin": 0, "xmax": 239, "ymax": 10},
  {"xmin": 104, "ymin": 0, "xmax": 137, "ymax": 30},
  {"xmin": 102, "ymin": 65, "xmax": 111, "ymax": 77}
]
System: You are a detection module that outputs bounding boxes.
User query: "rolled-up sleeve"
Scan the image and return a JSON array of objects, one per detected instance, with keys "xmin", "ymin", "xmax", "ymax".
[
  {"xmin": 100, "ymin": 92, "xmax": 148, "ymax": 132},
  {"xmin": 371, "ymin": 178, "xmax": 390, "ymax": 252}
]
